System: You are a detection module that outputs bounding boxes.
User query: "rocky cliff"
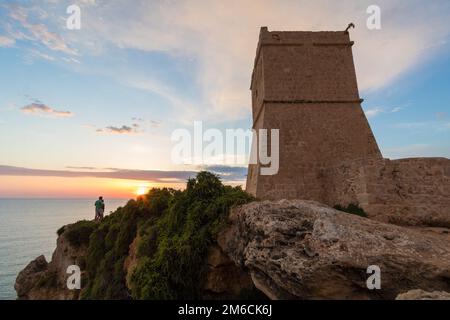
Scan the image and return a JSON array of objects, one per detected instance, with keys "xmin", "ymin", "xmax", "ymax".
[
  {"xmin": 15, "ymin": 173, "xmax": 450, "ymax": 300},
  {"xmin": 15, "ymin": 172, "xmax": 261, "ymax": 300},
  {"xmin": 15, "ymin": 228, "xmax": 257, "ymax": 300}
]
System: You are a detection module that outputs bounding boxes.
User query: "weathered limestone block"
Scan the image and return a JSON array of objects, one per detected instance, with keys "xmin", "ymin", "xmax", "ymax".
[{"xmin": 219, "ymin": 200, "xmax": 450, "ymax": 300}]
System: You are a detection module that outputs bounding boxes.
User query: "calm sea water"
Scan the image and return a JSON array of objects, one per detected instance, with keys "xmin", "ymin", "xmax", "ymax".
[{"xmin": 0, "ymin": 199, "xmax": 128, "ymax": 300}]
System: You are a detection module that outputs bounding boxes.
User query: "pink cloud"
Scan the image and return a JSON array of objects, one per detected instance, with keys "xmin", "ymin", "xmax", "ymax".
[{"xmin": 21, "ymin": 103, "xmax": 74, "ymax": 118}]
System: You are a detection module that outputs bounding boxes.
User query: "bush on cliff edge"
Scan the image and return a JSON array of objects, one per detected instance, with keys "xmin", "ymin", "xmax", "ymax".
[{"xmin": 59, "ymin": 220, "xmax": 97, "ymax": 248}]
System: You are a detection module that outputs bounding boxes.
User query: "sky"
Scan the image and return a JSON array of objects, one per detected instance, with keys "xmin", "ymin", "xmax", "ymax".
[{"xmin": 0, "ymin": 0, "xmax": 449, "ymax": 198}]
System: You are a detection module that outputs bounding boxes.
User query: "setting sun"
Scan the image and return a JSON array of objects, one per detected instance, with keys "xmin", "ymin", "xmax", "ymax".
[{"xmin": 135, "ymin": 186, "xmax": 149, "ymax": 196}]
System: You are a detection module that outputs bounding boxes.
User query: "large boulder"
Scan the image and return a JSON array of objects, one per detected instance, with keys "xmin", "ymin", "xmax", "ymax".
[
  {"xmin": 15, "ymin": 255, "xmax": 49, "ymax": 299},
  {"xmin": 218, "ymin": 200, "xmax": 450, "ymax": 300}
]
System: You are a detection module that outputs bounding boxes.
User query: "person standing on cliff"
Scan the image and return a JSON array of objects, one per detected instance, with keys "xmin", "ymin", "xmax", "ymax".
[{"xmin": 94, "ymin": 196, "xmax": 105, "ymax": 221}]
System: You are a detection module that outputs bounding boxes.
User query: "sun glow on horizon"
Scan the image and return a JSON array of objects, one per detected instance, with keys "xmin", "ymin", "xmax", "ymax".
[
  {"xmin": 135, "ymin": 186, "xmax": 150, "ymax": 196},
  {"xmin": 0, "ymin": 176, "xmax": 186, "ymax": 198}
]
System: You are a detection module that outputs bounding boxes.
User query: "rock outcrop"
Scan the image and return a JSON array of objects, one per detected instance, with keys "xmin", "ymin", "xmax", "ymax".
[
  {"xmin": 124, "ymin": 235, "xmax": 140, "ymax": 291},
  {"xmin": 15, "ymin": 231, "xmax": 87, "ymax": 300},
  {"xmin": 15, "ymin": 255, "xmax": 53, "ymax": 299},
  {"xmin": 396, "ymin": 289, "xmax": 450, "ymax": 300},
  {"xmin": 218, "ymin": 200, "xmax": 450, "ymax": 299}
]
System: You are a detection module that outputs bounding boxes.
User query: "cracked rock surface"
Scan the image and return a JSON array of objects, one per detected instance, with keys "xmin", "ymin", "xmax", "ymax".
[{"xmin": 218, "ymin": 200, "xmax": 450, "ymax": 299}]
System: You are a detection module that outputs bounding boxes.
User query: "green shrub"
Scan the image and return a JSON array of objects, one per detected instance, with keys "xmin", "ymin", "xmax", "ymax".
[
  {"xmin": 64, "ymin": 220, "xmax": 97, "ymax": 247},
  {"xmin": 333, "ymin": 204, "xmax": 368, "ymax": 218},
  {"xmin": 56, "ymin": 226, "xmax": 65, "ymax": 236}
]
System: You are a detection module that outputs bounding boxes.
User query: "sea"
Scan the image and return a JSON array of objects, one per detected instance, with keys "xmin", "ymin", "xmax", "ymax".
[{"xmin": 0, "ymin": 199, "xmax": 128, "ymax": 300}]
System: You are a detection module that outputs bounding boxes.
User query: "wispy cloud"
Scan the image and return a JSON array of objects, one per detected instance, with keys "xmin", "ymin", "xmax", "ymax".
[
  {"xmin": 0, "ymin": 165, "xmax": 195, "ymax": 182},
  {"xmin": 96, "ymin": 122, "xmax": 143, "ymax": 135},
  {"xmin": 66, "ymin": 166, "xmax": 98, "ymax": 170},
  {"xmin": 3, "ymin": 0, "xmax": 450, "ymax": 123},
  {"xmin": 149, "ymin": 120, "xmax": 161, "ymax": 128},
  {"xmin": 0, "ymin": 35, "xmax": 15, "ymax": 47},
  {"xmin": 0, "ymin": 165, "xmax": 247, "ymax": 183},
  {"xmin": 75, "ymin": 0, "xmax": 450, "ymax": 120},
  {"xmin": 92, "ymin": 117, "xmax": 162, "ymax": 135},
  {"xmin": 393, "ymin": 121, "xmax": 450, "ymax": 131},
  {"xmin": 27, "ymin": 48, "xmax": 56, "ymax": 61},
  {"xmin": 198, "ymin": 165, "xmax": 247, "ymax": 181},
  {"xmin": 124, "ymin": 78, "xmax": 202, "ymax": 123},
  {"xmin": 132, "ymin": 117, "xmax": 161, "ymax": 128},
  {"xmin": 6, "ymin": 5, "xmax": 77, "ymax": 55},
  {"xmin": 365, "ymin": 106, "xmax": 403, "ymax": 118},
  {"xmin": 21, "ymin": 103, "xmax": 74, "ymax": 118},
  {"xmin": 61, "ymin": 57, "xmax": 81, "ymax": 64}
]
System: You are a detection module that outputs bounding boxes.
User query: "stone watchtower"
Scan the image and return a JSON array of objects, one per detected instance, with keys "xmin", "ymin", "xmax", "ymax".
[
  {"xmin": 247, "ymin": 27, "xmax": 382, "ymax": 202},
  {"xmin": 246, "ymin": 27, "xmax": 450, "ymax": 226}
]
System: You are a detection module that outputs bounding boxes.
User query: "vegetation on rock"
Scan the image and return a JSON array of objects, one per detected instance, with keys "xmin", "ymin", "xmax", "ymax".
[
  {"xmin": 61, "ymin": 220, "xmax": 98, "ymax": 248},
  {"xmin": 130, "ymin": 172, "xmax": 253, "ymax": 299},
  {"xmin": 60, "ymin": 171, "xmax": 253, "ymax": 299}
]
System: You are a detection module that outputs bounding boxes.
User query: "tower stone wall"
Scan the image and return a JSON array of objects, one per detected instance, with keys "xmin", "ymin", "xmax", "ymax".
[{"xmin": 247, "ymin": 27, "xmax": 381, "ymax": 202}]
